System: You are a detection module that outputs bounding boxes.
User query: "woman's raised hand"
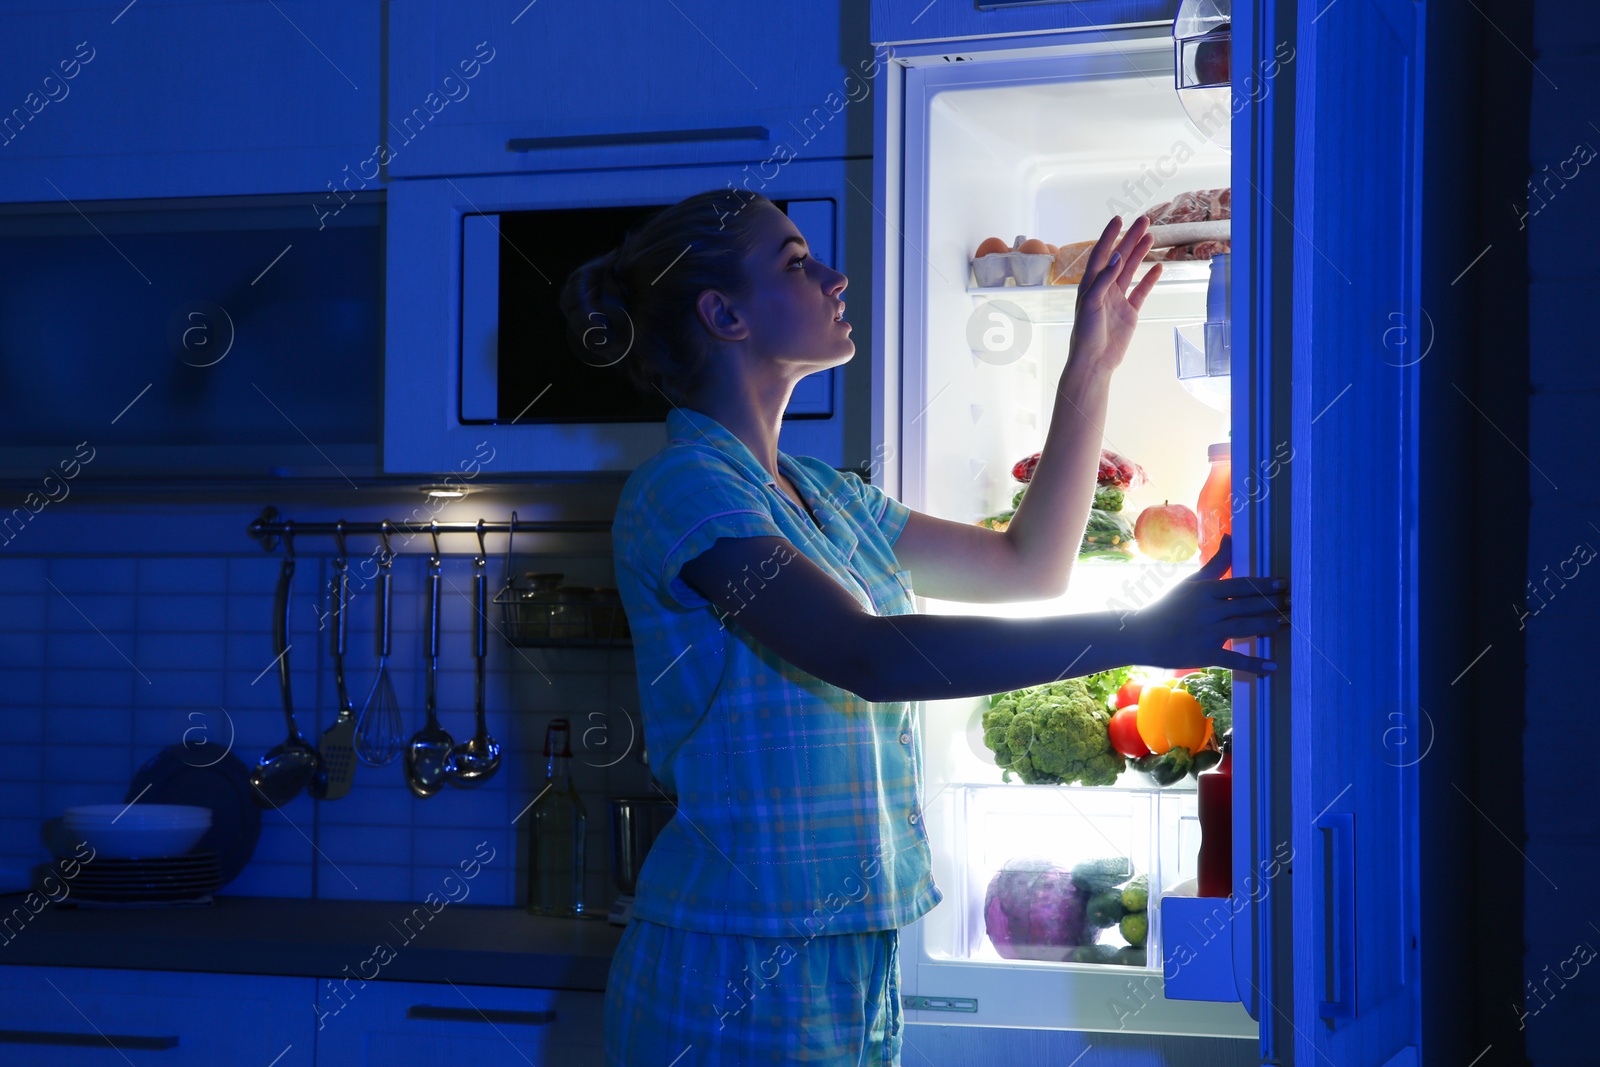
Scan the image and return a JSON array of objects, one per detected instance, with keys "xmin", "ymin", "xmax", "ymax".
[
  {"xmin": 1070, "ymin": 216, "xmax": 1163, "ymax": 375},
  {"xmin": 1124, "ymin": 535, "xmax": 1289, "ymax": 676}
]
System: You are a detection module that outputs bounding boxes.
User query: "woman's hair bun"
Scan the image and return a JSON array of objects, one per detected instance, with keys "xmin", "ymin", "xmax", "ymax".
[
  {"xmin": 561, "ymin": 249, "xmax": 635, "ymax": 370},
  {"xmin": 555, "ymin": 188, "xmax": 776, "ymax": 403}
]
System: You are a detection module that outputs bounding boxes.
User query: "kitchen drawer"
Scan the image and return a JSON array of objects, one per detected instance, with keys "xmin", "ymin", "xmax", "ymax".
[
  {"xmin": 385, "ymin": 0, "xmax": 870, "ymax": 178},
  {"xmin": 0, "ymin": 964, "xmax": 314, "ymax": 1066},
  {"xmin": 314, "ymin": 976, "xmax": 604, "ymax": 1066}
]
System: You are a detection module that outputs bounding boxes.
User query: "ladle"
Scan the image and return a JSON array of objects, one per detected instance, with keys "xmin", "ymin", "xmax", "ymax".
[
  {"xmin": 403, "ymin": 528, "xmax": 455, "ymax": 798},
  {"xmin": 249, "ymin": 534, "xmax": 320, "ymax": 807},
  {"xmin": 450, "ymin": 521, "xmax": 502, "ymax": 787}
]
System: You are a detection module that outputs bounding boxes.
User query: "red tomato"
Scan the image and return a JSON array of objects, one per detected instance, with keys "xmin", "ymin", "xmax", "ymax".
[
  {"xmin": 1174, "ymin": 668, "xmax": 1203, "ymax": 677},
  {"xmin": 1114, "ymin": 680, "xmax": 1144, "ymax": 709},
  {"xmin": 1109, "ymin": 707, "xmax": 1151, "ymax": 758}
]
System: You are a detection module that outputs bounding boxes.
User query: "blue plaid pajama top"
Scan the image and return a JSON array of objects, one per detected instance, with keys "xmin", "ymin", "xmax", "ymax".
[{"xmin": 612, "ymin": 406, "xmax": 943, "ymax": 937}]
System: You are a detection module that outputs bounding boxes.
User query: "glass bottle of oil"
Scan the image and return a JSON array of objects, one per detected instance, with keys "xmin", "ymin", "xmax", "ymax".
[{"xmin": 527, "ymin": 719, "xmax": 586, "ymax": 916}]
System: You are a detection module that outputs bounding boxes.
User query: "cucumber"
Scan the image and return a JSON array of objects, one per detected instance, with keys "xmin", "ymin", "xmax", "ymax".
[{"xmin": 1071, "ymin": 857, "xmax": 1134, "ymax": 893}]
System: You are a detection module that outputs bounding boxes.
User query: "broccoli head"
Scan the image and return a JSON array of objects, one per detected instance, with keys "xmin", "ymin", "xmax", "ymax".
[{"xmin": 982, "ymin": 679, "xmax": 1128, "ymax": 786}]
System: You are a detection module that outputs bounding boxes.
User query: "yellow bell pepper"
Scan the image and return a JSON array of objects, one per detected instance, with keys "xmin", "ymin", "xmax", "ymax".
[
  {"xmin": 1135, "ymin": 680, "xmax": 1176, "ymax": 754},
  {"xmin": 1163, "ymin": 689, "xmax": 1208, "ymax": 752}
]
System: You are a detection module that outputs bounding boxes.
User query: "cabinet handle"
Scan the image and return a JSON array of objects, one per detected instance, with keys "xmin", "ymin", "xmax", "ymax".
[
  {"xmin": 506, "ymin": 126, "xmax": 769, "ymax": 152},
  {"xmin": 1316, "ymin": 811, "xmax": 1357, "ymax": 1022},
  {"xmin": 406, "ymin": 1005, "xmax": 556, "ymax": 1027},
  {"xmin": 0, "ymin": 1028, "xmax": 179, "ymax": 1050}
]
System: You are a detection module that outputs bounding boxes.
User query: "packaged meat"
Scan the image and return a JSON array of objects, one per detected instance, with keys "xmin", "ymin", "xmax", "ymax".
[{"xmin": 1141, "ymin": 188, "xmax": 1232, "ymax": 264}]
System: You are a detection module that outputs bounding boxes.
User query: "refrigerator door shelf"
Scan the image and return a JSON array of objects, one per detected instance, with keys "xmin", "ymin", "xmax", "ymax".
[
  {"xmin": 1160, "ymin": 895, "xmax": 1244, "ymax": 1002},
  {"xmin": 1175, "ymin": 322, "xmax": 1232, "ymax": 413}
]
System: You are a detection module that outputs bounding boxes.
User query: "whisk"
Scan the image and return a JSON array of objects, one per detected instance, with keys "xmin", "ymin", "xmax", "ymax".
[{"xmin": 355, "ymin": 528, "xmax": 404, "ymax": 767}]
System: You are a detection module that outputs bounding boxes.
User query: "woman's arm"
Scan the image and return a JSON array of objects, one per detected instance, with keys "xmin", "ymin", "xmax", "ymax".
[
  {"xmin": 892, "ymin": 216, "xmax": 1160, "ymax": 604},
  {"xmin": 889, "ymin": 357, "xmax": 1112, "ymax": 603},
  {"xmin": 680, "ymin": 533, "xmax": 1282, "ymax": 703}
]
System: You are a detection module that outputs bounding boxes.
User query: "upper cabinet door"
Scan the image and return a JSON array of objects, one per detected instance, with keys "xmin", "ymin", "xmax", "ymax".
[
  {"xmin": 870, "ymin": 0, "xmax": 1179, "ymax": 46},
  {"xmin": 385, "ymin": 0, "xmax": 874, "ymax": 177},
  {"xmin": 0, "ymin": 1, "xmax": 379, "ymax": 202},
  {"xmin": 1289, "ymin": 0, "xmax": 1424, "ymax": 1063}
]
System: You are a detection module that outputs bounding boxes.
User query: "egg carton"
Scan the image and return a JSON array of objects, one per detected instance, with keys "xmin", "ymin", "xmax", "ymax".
[{"xmin": 970, "ymin": 235, "xmax": 1056, "ymax": 288}]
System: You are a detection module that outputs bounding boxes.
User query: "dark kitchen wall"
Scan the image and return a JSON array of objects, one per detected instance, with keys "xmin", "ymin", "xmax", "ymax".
[
  {"xmin": 0, "ymin": 487, "xmax": 652, "ymax": 912},
  {"xmin": 1514, "ymin": 1, "xmax": 1599, "ymax": 1065}
]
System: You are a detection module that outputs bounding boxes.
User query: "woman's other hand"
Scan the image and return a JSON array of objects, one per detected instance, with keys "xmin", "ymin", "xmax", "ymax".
[
  {"xmin": 1125, "ymin": 535, "xmax": 1288, "ymax": 676},
  {"xmin": 1069, "ymin": 216, "xmax": 1163, "ymax": 375}
]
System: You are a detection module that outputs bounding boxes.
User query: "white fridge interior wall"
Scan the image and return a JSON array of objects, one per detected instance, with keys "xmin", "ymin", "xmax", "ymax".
[
  {"xmin": 896, "ymin": 40, "xmax": 1254, "ymax": 1037},
  {"xmin": 916, "ymin": 53, "xmax": 1230, "ymax": 538}
]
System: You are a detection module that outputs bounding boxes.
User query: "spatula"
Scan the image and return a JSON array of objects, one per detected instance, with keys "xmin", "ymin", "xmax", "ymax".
[{"xmin": 311, "ymin": 542, "xmax": 358, "ymax": 800}]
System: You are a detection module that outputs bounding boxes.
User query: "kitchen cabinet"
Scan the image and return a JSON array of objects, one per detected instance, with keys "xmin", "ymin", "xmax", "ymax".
[
  {"xmin": 384, "ymin": 0, "xmax": 873, "ymax": 179},
  {"xmin": 0, "ymin": 964, "xmax": 314, "ymax": 1065},
  {"xmin": 313, "ymin": 974, "xmax": 604, "ymax": 1066},
  {"xmin": 0, "ymin": 194, "xmax": 383, "ymax": 480},
  {"xmin": 0, "ymin": 1, "xmax": 379, "ymax": 202}
]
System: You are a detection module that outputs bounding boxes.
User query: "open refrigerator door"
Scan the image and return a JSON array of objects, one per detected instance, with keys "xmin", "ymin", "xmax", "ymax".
[{"xmin": 887, "ymin": 27, "xmax": 1255, "ymax": 1038}]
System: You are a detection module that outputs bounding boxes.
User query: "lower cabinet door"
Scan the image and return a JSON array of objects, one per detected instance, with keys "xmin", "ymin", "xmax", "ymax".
[
  {"xmin": 0, "ymin": 964, "xmax": 314, "ymax": 1065},
  {"xmin": 313, "ymin": 976, "xmax": 605, "ymax": 1066}
]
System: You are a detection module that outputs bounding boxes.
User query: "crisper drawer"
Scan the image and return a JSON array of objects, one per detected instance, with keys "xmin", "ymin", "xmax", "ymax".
[
  {"xmin": 314, "ymin": 977, "xmax": 605, "ymax": 1066},
  {"xmin": 0, "ymin": 964, "xmax": 314, "ymax": 1066},
  {"xmin": 900, "ymin": 776, "xmax": 1255, "ymax": 1037}
]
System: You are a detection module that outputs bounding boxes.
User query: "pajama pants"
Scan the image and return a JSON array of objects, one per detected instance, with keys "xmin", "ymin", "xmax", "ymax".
[{"xmin": 604, "ymin": 917, "xmax": 903, "ymax": 1066}]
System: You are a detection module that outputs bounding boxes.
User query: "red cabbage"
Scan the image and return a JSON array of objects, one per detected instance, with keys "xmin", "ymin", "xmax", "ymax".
[{"xmin": 983, "ymin": 859, "xmax": 1093, "ymax": 962}]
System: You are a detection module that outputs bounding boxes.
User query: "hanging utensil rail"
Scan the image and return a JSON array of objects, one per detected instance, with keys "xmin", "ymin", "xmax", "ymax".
[
  {"xmin": 247, "ymin": 507, "xmax": 629, "ymax": 649},
  {"xmin": 247, "ymin": 506, "xmax": 611, "ymax": 552}
]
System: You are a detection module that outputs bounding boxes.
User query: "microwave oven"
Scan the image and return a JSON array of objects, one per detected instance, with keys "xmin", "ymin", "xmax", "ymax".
[{"xmin": 384, "ymin": 159, "xmax": 868, "ymax": 476}]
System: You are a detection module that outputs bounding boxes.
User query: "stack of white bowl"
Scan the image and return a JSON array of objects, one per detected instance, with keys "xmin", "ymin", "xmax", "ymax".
[{"xmin": 62, "ymin": 804, "xmax": 211, "ymax": 860}]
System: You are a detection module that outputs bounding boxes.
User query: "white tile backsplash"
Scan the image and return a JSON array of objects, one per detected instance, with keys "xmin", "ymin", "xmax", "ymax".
[{"xmin": 0, "ymin": 498, "xmax": 653, "ymax": 913}]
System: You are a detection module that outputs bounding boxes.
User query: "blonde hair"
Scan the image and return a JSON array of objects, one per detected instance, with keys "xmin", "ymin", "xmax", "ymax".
[{"xmin": 559, "ymin": 189, "xmax": 777, "ymax": 404}]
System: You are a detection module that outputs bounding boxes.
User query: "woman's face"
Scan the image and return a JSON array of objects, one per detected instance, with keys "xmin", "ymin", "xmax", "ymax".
[{"xmin": 704, "ymin": 204, "xmax": 853, "ymax": 378}]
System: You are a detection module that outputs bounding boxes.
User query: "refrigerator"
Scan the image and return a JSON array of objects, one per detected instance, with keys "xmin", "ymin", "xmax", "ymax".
[{"xmin": 868, "ymin": 2, "xmax": 1441, "ymax": 1064}]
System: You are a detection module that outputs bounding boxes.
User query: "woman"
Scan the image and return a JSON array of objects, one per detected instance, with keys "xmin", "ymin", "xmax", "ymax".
[{"xmin": 562, "ymin": 189, "xmax": 1286, "ymax": 1066}]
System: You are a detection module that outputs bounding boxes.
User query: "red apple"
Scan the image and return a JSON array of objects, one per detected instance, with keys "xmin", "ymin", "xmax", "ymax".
[
  {"xmin": 1193, "ymin": 24, "xmax": 1231, "ymax": 86},
  {"xmin": 1135, "ymin": 502, "xmax": 1200, "ymax": 562}
]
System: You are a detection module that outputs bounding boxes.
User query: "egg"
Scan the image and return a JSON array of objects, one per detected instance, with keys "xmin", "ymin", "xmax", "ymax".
[
  {"xmin": 975, "ymin": 237, "xmax": 1011, "ymax": 257},
  {"xmin": 1017, "ymin": 238, "xmax": 1051, "ymax": 255}
]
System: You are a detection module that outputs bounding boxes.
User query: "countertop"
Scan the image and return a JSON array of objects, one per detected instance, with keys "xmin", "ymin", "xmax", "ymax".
[{"xmin": 0, "ymin": 896, "xmax": 624, "ymax": 991}]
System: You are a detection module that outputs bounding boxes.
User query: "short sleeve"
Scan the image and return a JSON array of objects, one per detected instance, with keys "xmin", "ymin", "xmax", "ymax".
[
  {"xmin": 620, "ymin": 446, "xmax": 785, "ymax": 611},
  {"xmin": 804, "ymin": 460, "xmax": 913, "ymax": 545},
  {"xmin": 858, "ymin": 474, "xmax": 913, "ymax": 544}
]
